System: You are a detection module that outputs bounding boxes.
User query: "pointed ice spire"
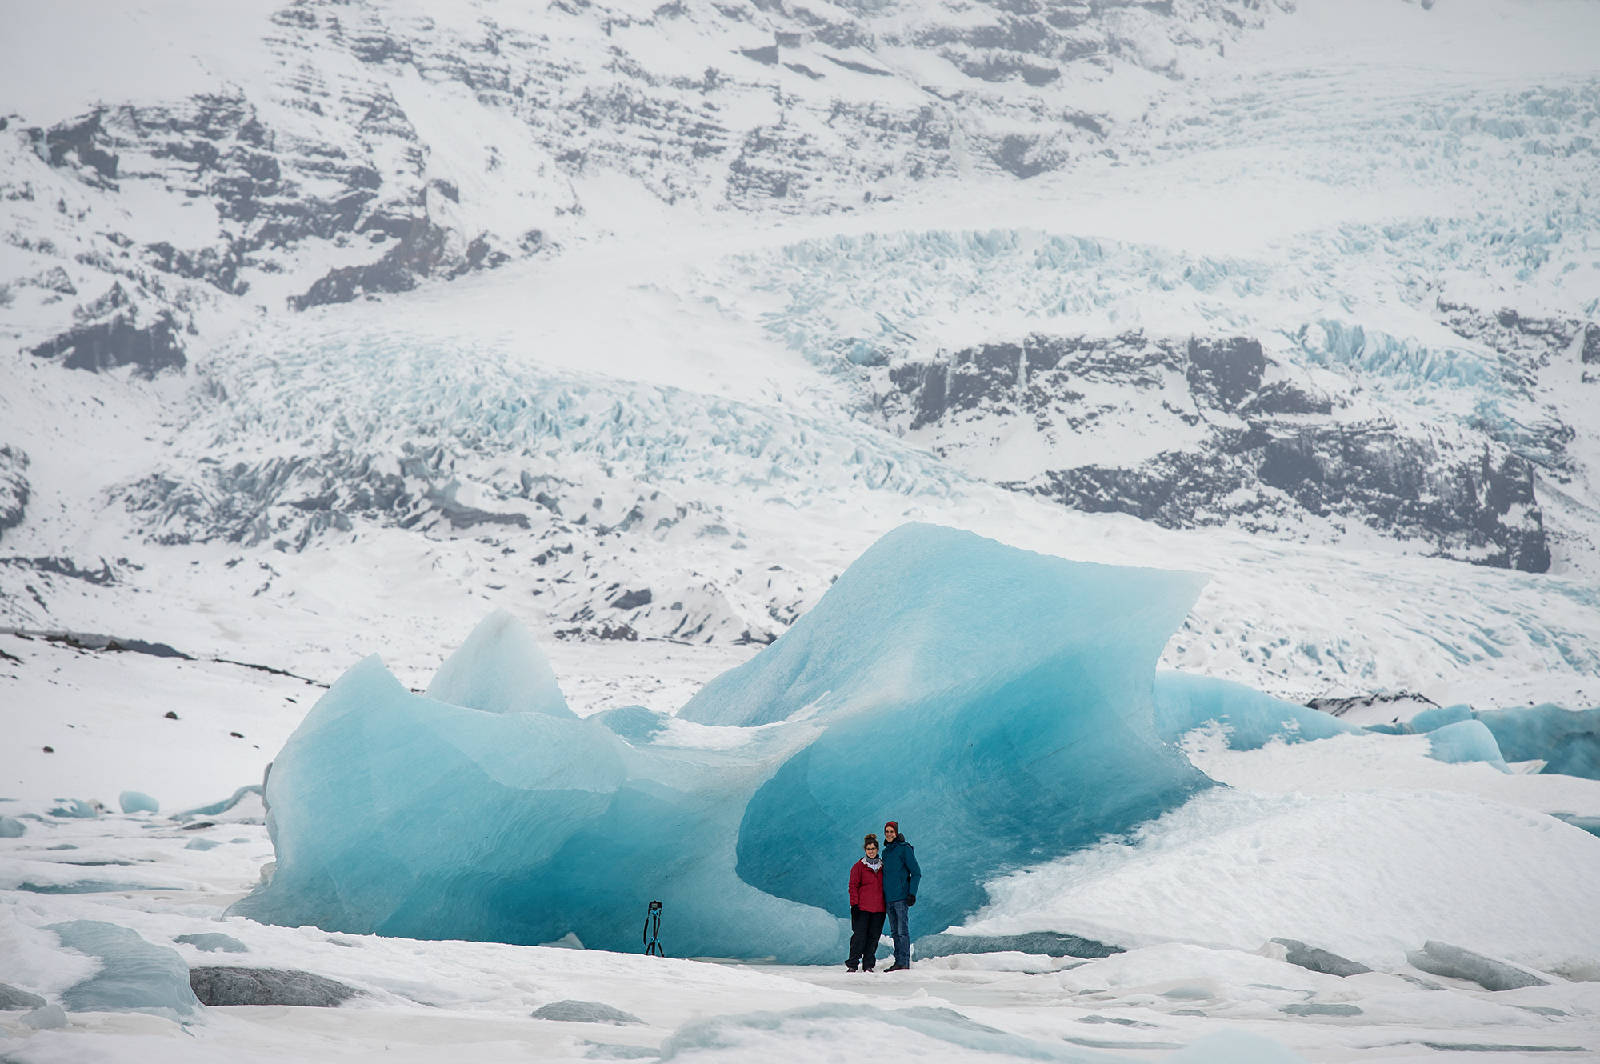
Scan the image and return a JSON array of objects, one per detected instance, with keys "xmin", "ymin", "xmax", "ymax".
[{"xmin": 426, "ymin": 610, "xmax": 573, "ymax": 717}]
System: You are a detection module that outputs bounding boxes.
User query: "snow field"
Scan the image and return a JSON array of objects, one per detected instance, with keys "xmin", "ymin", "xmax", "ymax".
[
  {"xmin": 964, "ymin": 787, "xmax": 1600, "ymax": 975},
  {"xmin": 2, "ymin": 800, "xmax": 1598, "ymax": 1062}
]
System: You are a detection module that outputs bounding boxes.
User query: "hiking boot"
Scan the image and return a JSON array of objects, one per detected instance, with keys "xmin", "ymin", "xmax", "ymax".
[
  {"xmin": 884, "ymin": 964, "xmax": 910, "ymax": 972},
  {"xmin": 846, "ymin": 963, "xmax": 858, "ymax": 972}
]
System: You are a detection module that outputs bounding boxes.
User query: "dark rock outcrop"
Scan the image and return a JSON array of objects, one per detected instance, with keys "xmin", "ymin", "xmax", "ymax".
[
  {"xmin": 291, "ymin": 217, "xmax": 451, "ymax": 310},
  {"xmin": 884, "ymin": 331, "xmax": 1553, "ymax": 572},
  {"xmin": 189, "ymin": 966, "xmax": 360, "ymax": 1007},
  {"xmin": 1271, "ymin": 937, "xmax": 1372, "ymax": 977},
  {"xmin": 29, "ymin": 285, "xmax": 185, "ymax": 375},
  {"xmin": 610, "ymin": 588, "xmax": 652, "ymax": 610},
  {"xmin": 914, "ymin": 931, "xmax": 1123, "ymax": 959},
  {"xmin": 1281, "ymin": 1003, "xmax": 1363, "ymax": 1016},
  {"xmin": 0, "ymin": 446, "xmax": 28, "ymax": 538},
  {"xmin": 531, "ymin": 999, "xmax": 643, "ymax": 1024}
]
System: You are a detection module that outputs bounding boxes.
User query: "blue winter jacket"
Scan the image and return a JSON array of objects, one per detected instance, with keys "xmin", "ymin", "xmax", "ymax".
[{"xmin": 881, "ymin": 836, "xmax": 921, "ymax": 903}]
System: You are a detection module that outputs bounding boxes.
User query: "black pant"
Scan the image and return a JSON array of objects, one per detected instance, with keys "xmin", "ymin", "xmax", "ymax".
[{"xmin": 848, "ymin": 908, "xmax": 886, "ymax": 969}]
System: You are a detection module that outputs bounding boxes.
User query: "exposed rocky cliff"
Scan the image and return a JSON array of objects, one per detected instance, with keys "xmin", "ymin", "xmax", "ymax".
[
  {"xmin": 3, "ymin": 0, "xmax": 1286, "ymax": 372},
  {"xmin": 879, "ymin": 326, "xmax": 1585, "ymax": 572}
]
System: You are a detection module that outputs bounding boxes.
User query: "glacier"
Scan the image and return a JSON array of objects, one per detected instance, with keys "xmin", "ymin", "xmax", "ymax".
[{"xmin": 234, "ymin": 524, "xmax": 1214, "ymax": 959}]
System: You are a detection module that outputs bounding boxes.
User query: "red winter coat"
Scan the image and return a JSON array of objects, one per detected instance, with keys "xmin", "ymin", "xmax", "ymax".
[{"xmin": 849, "ymin": 858, "xmax": 885, "ymax": 913}]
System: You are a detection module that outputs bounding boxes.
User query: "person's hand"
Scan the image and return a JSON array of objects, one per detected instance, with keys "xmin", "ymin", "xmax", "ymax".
[{"xmin": 907, "ymin": 895, "xmax": 916, "ymax": 906}]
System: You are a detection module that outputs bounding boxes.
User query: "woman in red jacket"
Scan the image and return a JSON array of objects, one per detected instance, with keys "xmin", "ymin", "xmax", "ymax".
[{"xmin": 847, "ymin": 833, "xmax": 886, "ymax": 972}]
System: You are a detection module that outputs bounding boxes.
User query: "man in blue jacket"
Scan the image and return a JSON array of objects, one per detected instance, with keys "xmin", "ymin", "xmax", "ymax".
[{"xmin": 880, "ymin": 820, "xmax": 921, "ymax": 971}]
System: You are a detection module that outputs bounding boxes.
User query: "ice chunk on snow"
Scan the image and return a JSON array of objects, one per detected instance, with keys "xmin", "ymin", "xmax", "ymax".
[
  {"xmin": 531, "ymin": 999, "xmax": 643, "ymax": 1024},
  {"xmin": 48, "ymin": 799, "xmax": 98, "ymax": 819},
  {"xmin": 1477, "ymin": 705, "xmax": 1600, "ymax": 780},
  {"xmin": 173, "ymin": 933, "xmax": 246, "ymax": 954},
  {"xmin": 173, "ymin": 784, "xmax": 262, "ymax": 821},
  {"xmin": 1407, "ymin": 705, "xmax": 1474, "ymax": 734},
  {"xmin": 1425, "ymin": 720, "xmax": 1509, "ymax": 771},
  {"xmin": 0, "ymin": 982, "xmax": 45, "ymax": 1009},
  {"xmin": 48, "ymin": 920, "xmax": 199, "ymax": 1016},
  {"xmin": 0, "ymin": 815, "xmax": 24, "ymax": 837},
  {"xmin": 233, "ymin": 525, "xmax": 1217, "ymax": 960},
  {"xmin": 1154, "ymin": 673, "xmax": 1361, "ymax": 749},
  {"xmin": 1407, "ymin": 940, "xmax": 1549, "ymax": 991},
  {"xmin": 119, "ymin": 790, "xmax": 158, "ymax": 813},
  {"xmin": 426, "ymin": 609, "xmax": 572, "ymax": 717},
  {"xmin": 1268, "ymin": 938, "xmax": 1370, "ymax": 978}
]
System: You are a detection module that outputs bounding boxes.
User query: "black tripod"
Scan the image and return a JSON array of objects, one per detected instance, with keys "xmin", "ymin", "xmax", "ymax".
[{"xmin": 642, "ymin": 900, "xmax": 664, "ymax": 957}]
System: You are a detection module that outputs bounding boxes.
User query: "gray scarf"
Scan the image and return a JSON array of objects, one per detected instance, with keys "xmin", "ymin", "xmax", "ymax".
[{"xmin": 861, "ymin": 856, "xmax": 882, "ymax": 871}]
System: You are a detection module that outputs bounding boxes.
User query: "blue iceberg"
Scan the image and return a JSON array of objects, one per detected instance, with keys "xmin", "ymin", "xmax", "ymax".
[
  {"xmin": 1425, "ymin": 720, "xmax": 1509, "ymax": 771},
  {"xmin": 233, "ymin": 524, "xmax": 1214, "ymax": 960},
  {"xmin": 701, "ymin": 526, "xmax": 1214, "ymax": 932},
  {"xmin": 1153, "ymin": 673, "xmax": 1361, "ymax": 749},
  {"xmin": 1406, "ymin": 705, "xmax": 1474, "ymax": 734},
  {"xmin": 1476, "ymin": 705, "xmax": 1600, "ymax": 779},
  {"xmin": 119, "ymin": 791, "xmax": 159, "ymax": 814}
]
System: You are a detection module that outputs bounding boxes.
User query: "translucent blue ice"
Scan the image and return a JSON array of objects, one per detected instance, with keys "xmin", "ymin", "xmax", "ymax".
[
  {"xmin": 593, "ymin": 705, "xmax": 669, "ymax": 743},
  {"xmin": 0, "ymin": 816, "xmax": 24, "ymax": 837},
  {"xmin": 1152, "ymin": 673, "xmax": 1361, "ymax": 749},
  {"xmin": 174, "ymin": 785, "xmax": 261, "ymax": 820},
  {"xmin": 426, "ymin": 609, "xmax": 571, "ymax": 717},
  {"xmin": 119, "ymin": 791, "xmax": 159, "ymax": 814},
  {"xmin": 48, "ymin": 920, "xmax": 199, "ymax": 1016},
  {"xmin": 230, "ymin": 655, "xmax": 635, "ymax": 942},
  {"xmin": 233, "ymin": 524, "xmax": 1214, "ymax": 960},
  {"xmin": 48, "ymin": 799, "xmax": 98, "ymax": 819},
  {"xmin": 712, "ymin": 527, "xmax": 1213, "ymax": 933},
  {"xmin": 1408, "ymin": 705, "xmax": 1474, "ymax": 734},
  {"xmin": 174, "ymin": 933, "xmax": 247, "ymax": 953},
  {"xmin": 1425, "ymin": 720, "xmax": 1509, "ymax": 771},
  {"xmin": 1476, "ymin": 705, "xmax": 1600, "ymax": 779}
]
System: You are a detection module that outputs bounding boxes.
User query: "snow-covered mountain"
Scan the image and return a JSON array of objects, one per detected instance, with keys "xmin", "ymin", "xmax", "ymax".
[{"xmin": 5, "ymin": 0, "xmax": 1600, "ymax": 717}]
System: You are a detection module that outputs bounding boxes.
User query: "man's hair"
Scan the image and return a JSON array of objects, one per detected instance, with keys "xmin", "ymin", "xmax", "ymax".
[{"xmin": 863, "ymin": 833, "xmax": 878, "ymax": 848}]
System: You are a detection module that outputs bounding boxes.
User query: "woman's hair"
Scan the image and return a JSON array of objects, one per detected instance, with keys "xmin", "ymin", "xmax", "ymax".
[{"xmin": 863, "ymin": 833, "xmax": 879, "ymax": 848}]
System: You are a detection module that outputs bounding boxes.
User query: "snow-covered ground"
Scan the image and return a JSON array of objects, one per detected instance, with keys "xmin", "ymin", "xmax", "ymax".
[{"xmin": 4, "ymin": 729, "xmax": 1600, "ymax": 1062}]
